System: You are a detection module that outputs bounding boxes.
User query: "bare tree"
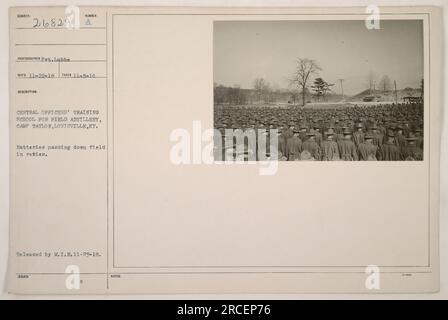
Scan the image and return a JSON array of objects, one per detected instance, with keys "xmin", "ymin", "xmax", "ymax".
[
  {"xmin": 286, "ymin": 87, "xmax": 298, "ymax": 105},
  {"xmin": 253, "ymin": 78, "xmax": 271, "ymax": 103},
  {"xmin": 289, "ymin": 58, "xmax": 321, "ymax": 106}
]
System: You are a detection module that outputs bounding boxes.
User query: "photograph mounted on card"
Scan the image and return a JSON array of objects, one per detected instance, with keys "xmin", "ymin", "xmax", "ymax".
[{"xmin": 8, "ymin": 6, "xmax": 441, "ymax": 294}]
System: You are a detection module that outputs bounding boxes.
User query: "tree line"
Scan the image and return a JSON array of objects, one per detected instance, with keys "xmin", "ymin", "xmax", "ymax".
[
  {"xmin": 213, "ymin": 82, "xmax": 291, "ymax": 105},
  {"xmin": 215, "ymin": 57, "xmax": 413, "ymax": 106}
]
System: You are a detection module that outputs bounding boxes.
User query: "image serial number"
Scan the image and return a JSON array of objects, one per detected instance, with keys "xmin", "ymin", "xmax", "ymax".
[{"xmin": 221, "ymin": 305, "xmax": 271, "ymax": 316}]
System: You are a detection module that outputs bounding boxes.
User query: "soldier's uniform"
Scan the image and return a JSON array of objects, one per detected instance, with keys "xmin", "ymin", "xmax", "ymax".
[
  {"xmin": 277, "ymin": 132, "xmax": 287, "ymax": 160},
  {"xmin": 402, "ymin": 137, "xmax": 423, "ymax": 160},
  {"xmin": 283, "ymin": 124, "xmax": 294, "ymax": 157},
  {"xmin": 284, "ymin": 125, "xmax": 294, "ymax": 140},
  {"xmin": 214, "ymin": 126, "xmax": 226, "ymax": 161},
  {"xmin": 372, "ymin": 132, "xmax": 383, "ymax": 148},
  {"xmin": 415, "ymin": 128, "xmax": 424, "ymax": 149},
  {"xmin": 321, "ymin": 131, "xmax": 340, "ymax": 161},
  {"xmin": 353, "ymin": 123, "xmax": 365, "ymax": 148},
  {"xmin": 302, "ymin": 132, "xmax": 321, "ymax": 160},
  {"xmin": 378, "ymin": 123, "xmax": 387, "ymax": 136},
  {"xmin": 395, "ymin": 127, "xmax": 407, "ymax": 149},
  {"xmin": 370, "ymin": 124, "xmax": 384, "ymax": 148},
  {"xmin": 336, "ymin": 125, "xmax": 348, "ymax": 142},
  {"xmin": 337, "ymin": 130, "xmax": 358, "ymax": 161},
  {"xmin": 358, "ymin": 135, "xmax": 378, "ymax": 161},
  {"xmin": 287, "ymin": 131, "xmax": 302, "ymax": 161},
  {"xmin": 313, "ymin": 126, "xmax": 323, "ymax": 146},
  {"xmin": 298, "ymin": 126, "xmax": 308, "ymax": 142},
  {"xmin": 380, "ymin": 133, "xmax": 401, "ymax": 161}
]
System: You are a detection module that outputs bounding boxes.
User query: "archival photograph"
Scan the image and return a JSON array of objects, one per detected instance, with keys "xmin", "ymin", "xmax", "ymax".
[{"xmin": 213, "ymin": 20, "xmax": 424, "ymax": 161}]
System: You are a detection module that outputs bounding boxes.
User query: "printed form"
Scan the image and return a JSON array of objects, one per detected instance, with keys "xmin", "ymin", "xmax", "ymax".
[{"xmin": 8, "ymin": 6, "xmax": 441, "ymax": 294}]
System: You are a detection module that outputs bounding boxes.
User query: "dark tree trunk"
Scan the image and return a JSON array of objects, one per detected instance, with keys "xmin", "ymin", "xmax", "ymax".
[{"xmin": 302, "ymin": 85, "xmax": 306, "ymax": 106}]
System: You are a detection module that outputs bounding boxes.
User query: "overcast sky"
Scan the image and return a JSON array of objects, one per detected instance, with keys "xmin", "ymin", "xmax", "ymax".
[{"xmin": 214, "ymin": 20, "xmax": 423, "ymax": 95}]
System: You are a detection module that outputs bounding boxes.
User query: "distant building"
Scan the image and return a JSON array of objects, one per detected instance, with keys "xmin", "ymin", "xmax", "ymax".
[
  {"xmin": 403, "ymin": 96, "xmax": 423, "ymax": 104},
  {"xmin": 363, "ymin": 95, "xmax": 375, "ymax": 102}
]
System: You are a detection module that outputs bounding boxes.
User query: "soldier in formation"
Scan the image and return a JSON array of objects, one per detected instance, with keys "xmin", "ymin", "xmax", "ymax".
[{"xmin": 214, "ymin": 102, "xmax": 424, "ymax": 161}]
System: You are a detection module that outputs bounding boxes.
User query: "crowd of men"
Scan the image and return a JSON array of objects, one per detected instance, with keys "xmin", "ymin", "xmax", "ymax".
[{"xmin": 214, "ymin": 103, "xmax": 424, "ymax": 161}]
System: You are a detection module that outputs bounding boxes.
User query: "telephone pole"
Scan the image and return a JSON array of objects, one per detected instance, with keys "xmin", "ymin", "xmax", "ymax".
[
  {"xmin": 394, "ymin": 80, "xmax": 398, "ymax": 104},
  {"xmin": 421, "ymin": 79, "xmax": 424, "ymax": 98},
  {"xmin": 338, "ymin": 79, "xmax": 345, "ymax": 100}
]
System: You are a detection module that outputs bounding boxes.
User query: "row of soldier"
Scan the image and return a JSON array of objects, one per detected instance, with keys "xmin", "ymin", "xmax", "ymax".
[
  {"xmin": 274, "ymin": 123, "xmax": 423, "ymax": 161},
  {"xmin": 214, "ymin": 103, "xmax": 423, "ymax": 161}
]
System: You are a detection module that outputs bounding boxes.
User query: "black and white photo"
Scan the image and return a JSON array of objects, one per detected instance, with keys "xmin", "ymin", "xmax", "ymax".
[{"xmin": 214, "ymin": 20, "xmax": 424, "ymax": 161}]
